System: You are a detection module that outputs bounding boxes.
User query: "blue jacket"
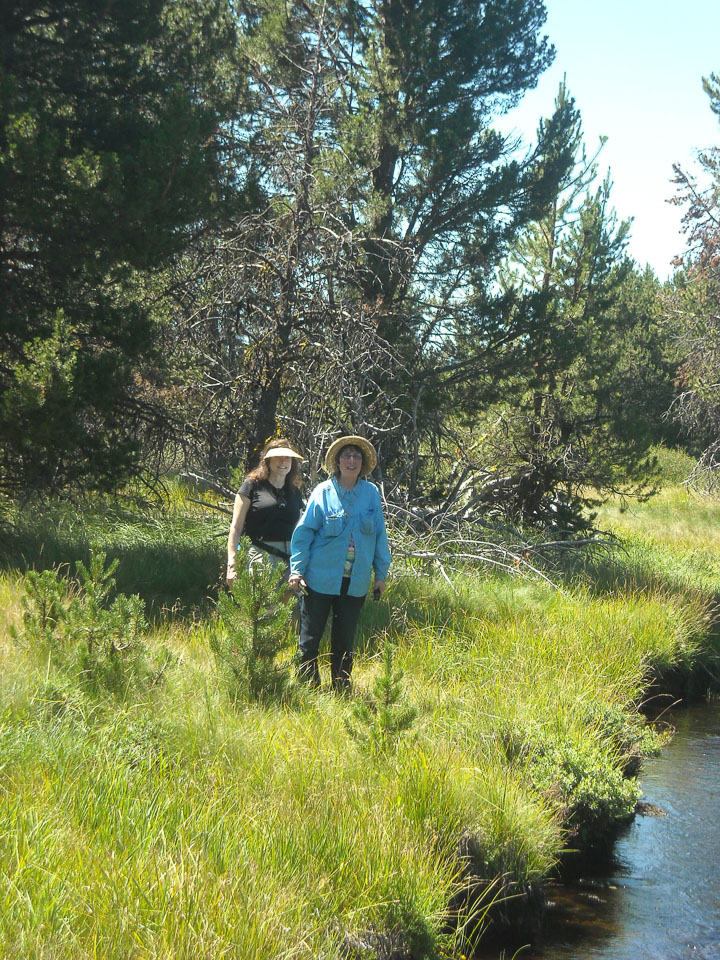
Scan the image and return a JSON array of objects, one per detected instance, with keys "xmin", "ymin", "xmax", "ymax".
[{"xmin": 290, "ymin": 478, "xmax": 391, "ymax": 597}]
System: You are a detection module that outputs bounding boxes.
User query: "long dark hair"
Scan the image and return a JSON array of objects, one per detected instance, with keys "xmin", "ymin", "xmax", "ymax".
[{"xmin": 246, "ymin": 438, "xmax": 303, "ymax": 489}]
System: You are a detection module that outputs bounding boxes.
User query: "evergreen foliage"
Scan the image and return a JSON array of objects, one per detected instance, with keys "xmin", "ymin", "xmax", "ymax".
[
  {"xmin": 11, "ymin": 566, "xmax": 71, "ymax": 652},
  {"xmin": 669, "ymin": 75, "xmax": 720, "ymax": 486},
  {"xmin": 0, "ymin": 0, "xmax": 245, "ymax": 494},
  {"xmin": 214, "ymin": 544, "xmax": 294, "ymax": 701},
  {"xmin": 346, "ymin": 639, "xmax": 417, "ymax": 754},
  {"xmin": 167, "ymin": 0, "xmax": 578, "ymax": 481},
  {"xmin": 0, "ymin": 0, "xmax": 699, "ymax": 530},
  {"xmin": 10, "ymin": 550, "xmax": 160, "ymax": 694},
  {"xmin": 470, "ymin": 83, "xmax": 665, "ymax": 525}
]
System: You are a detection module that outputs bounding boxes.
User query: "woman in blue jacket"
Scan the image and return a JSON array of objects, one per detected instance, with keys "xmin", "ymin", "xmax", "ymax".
[{"xmin": 288, "ymin": 435, "xmax": 391, "ymax": 691}]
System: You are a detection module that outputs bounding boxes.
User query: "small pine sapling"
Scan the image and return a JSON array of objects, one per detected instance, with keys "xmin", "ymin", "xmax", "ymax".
[
  {"xmin": 11, "ymin": 550, "xmax": 154, "ymax": 694},
  {"xmin": 66, "ymin": 550, "xmax": 150, "ymax": 693},
  {"xmin": 10, "ymin": 567, "xmax": 71, "ymax": 654},
  {"xmin": 215, "ymin": 544, "xmax": 294, "ymax": 701},
  {"xmin": 346, "ymin": 639, "xmax": 417, "ymax": 754}
]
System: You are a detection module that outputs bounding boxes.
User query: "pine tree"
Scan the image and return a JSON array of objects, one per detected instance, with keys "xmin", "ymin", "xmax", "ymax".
[
  {"xmin": 669, "ymin": 72, "xmax": 720, "ymax": 485},
  {"xmin": 11, "ymin": 550, "xmax": 154, "ymax": 695},
  {"xmin": 215, "ymin": 546, "xmax": 294, "ymax": 701},
  {"xmin": 472, "ymin": 83, "xmax": 660, "ymax": 525},
  {"xmin": 0, "ymin": 0, "xmax": 244, "ymax": 494},
  {"xmin": 346, "ymin": 640, "xmax": 417, "ymax": 755},
  {"xmin": 172, "ymin": 1, "xmax": 575, "ymax": 480}
]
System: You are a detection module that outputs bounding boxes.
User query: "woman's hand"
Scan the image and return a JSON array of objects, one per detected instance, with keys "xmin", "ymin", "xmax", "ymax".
[
  {"xmin": 226, "ymin": 564, "xmax": 237, "ymax": 584},
  {"xmin": 288, "ymin": 573, "xmax": 307, "ymax": 593},
  {"xmin": 373, "ymin": 579, "xmax": 386, "ymax": 597}
]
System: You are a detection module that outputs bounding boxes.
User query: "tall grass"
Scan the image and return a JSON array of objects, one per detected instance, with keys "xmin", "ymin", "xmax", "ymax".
[
  {"xmin": 0, "ymin": 497, "xmax": 224, "ymax": 615},
  {"xmin": 1, "ymin": 474, "xmax": 719, "ymax": 959}
]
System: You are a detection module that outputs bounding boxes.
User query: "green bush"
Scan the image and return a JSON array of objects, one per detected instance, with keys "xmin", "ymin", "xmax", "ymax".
[
  {"xmin": 214, "ymin": 545, "xmax": 295, "ymax": 702},
  {"xmin": 346, "ymin": 640, "xmax": 417, "ymax": 754},
  {"xmin": 11, "ymin": 550, "xmax": 169, "ymax": 696},
  {"xmin": 530, "ymin": 737, "xmax": 639, "ymax": 848},
  {"xmin": 651, "ymin": 444, "xmax": 696, "ymax": 486},
  {"xmin": 498, "ymin": 716, "xmax": 641, "ymax": 850}
]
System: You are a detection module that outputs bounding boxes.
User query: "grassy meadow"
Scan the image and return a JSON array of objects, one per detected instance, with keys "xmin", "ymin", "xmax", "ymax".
[{"xmin": 1, "ymin": 451, "xmax": 719, "ymax": 960}]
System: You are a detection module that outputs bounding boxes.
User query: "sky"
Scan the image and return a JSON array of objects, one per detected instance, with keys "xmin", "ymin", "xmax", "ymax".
[{"xmin": 500, "ymin": 0, "xmax": 720, "ymax": 279}]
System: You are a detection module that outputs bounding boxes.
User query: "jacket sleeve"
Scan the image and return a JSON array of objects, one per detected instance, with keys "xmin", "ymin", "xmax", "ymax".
[
  {"xmin": 372, "ymin": 487, "xmax": 391, "ymax": 580},
  {"xmin": 290, "ymin": 487, "xmax": 325, "ymax": 576}
]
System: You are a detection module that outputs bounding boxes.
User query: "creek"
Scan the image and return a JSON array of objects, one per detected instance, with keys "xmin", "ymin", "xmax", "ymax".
[{"xmin": 478, "ymin": 698, "xmax": 720, "ymax": 960}]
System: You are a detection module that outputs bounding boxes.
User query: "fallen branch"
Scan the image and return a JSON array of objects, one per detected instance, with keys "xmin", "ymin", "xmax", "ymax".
[
  {"xmin": 187, "ymin": 497, "xmax": 232, "ymax": 517},
  {"xmin": 180, "ymin": 472, "xmax": 235, "ymax": 498}
]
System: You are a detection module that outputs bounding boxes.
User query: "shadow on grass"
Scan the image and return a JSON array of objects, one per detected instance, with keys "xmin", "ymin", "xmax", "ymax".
[
  {"xmin": 0, "ymin": 504, "xmax": 223, "ymax": 619},
  {"xmin": 556, "ymin": 542, "xmax": 720, "ymax": 608}
]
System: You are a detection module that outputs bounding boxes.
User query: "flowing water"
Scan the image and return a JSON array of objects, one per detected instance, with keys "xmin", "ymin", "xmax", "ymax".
[{"xmin": 479, "ymin": 699, "xmax": 720, "ymax": 960}]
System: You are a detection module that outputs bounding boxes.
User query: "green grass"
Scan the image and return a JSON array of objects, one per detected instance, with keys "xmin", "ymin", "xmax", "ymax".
[
  {"xmin": 1, "ymin": 478, "xmax": 719, "ymax": 959},
  {"xmin": 591, "ymin": 486, "xmax": 720, "ymax": 609},
  {"xmin": 0, "ymin": 497, "xmax": 225, "ymax": 615}
]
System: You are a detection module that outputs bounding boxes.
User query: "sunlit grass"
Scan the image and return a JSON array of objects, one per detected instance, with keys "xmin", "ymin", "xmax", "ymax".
[
  {"xmin": 1, "ymin": 475, "xmax": 720, "ymax": 958},
  {"xmin": 599, "ymin": 485, "xmax": 720, "ymax": 551},
  {"xmin": 594, "ymin": 484, "xmax": 720, "ymax": 602}
]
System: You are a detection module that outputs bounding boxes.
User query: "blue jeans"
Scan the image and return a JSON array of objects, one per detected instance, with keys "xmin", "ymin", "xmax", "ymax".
[{"xmin": 298, "ymin": 577, "xmax": 366, "ymax": 689}]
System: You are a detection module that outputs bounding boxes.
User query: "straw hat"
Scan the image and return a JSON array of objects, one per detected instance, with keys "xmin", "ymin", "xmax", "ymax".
[
  {"xmin": 324, "ymin": 435, "xmax": 377, "ymax": 476},
  {"xmin": 263, "ymin": 446, "xmax": 302, "ymax": 460}
]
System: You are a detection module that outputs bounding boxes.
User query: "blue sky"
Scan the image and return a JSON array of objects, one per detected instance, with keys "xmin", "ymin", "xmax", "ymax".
[{"xmin": 500, "ymin": 0, "xmax": 720, "ymax": 279}]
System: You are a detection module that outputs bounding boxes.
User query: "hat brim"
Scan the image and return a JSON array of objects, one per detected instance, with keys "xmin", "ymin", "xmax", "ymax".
[
  {"xmin": 263, "ymin": 447, "xmax": 303, "ymax": 460},
  {"xmin": 324, "ymin": 436, "xmax": 377, "ymax": 476}
]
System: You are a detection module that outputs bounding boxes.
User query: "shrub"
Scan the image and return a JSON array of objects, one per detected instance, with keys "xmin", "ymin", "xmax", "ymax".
[
  {"xmin": 498, "ymin": 718, "xmax": 640, "ymax": 850},
  {"xmin": 531, "ymin": 737, "xmax": 639, "ymax": 849},
  {"xmin": 346, "ymin": 640, "xmax": 417, "ymax": 754},
  {"xmin": 214, "ymin": 545, "xmax": 294, "ymax": 702}
]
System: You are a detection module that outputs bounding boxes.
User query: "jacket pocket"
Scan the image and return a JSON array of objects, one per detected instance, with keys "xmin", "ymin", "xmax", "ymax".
[
  {"xmin": 360, "ymin": 512, "xmax": 375, "ymax": 535},
  {"xmin": 323, "ymin": 514, "xmax": 344, "ymax": 537}
]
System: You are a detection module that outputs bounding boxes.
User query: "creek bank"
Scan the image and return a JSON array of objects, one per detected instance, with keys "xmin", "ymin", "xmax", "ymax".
[
  {"xmin": 336, "ymin": 663, "xmax": 720, "ymax": 960},
  {"xmin": 466, "ymin": 686, "xmax": 720, "ymax": 960},
  {"xmin": 523, "ymin": 696, "xmax": 720, "ymax": 960}
]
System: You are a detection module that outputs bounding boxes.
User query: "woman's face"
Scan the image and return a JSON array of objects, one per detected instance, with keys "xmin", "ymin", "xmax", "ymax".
[
  {"xmin": 266, "ymin": 455, "xmax": 292, "ymax": 481},
  {"xmin": 337, "ymin": 446, "xmax": 363, "ymax": 484}
]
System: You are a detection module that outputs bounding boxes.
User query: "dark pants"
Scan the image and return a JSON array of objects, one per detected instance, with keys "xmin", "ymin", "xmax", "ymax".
[{"xmin": 298, "ymin": 577, "xmax": 366, "ymax": 690}]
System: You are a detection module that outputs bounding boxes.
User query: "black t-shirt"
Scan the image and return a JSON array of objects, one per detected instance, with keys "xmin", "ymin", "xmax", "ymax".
[{"xmin": 238, "ymin": 478, "xmax": 302, "ymax": 541}]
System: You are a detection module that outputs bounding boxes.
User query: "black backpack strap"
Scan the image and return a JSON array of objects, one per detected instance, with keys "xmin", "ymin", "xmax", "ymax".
[{"xmin": 249, "ymin": 539, "xmax": 290, "ymax": 561}]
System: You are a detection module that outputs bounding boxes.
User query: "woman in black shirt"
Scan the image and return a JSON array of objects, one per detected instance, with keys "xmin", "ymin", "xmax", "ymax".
[{"xmin": 226, "ymin": 438, "xmax": 304, "ymax": 583}]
